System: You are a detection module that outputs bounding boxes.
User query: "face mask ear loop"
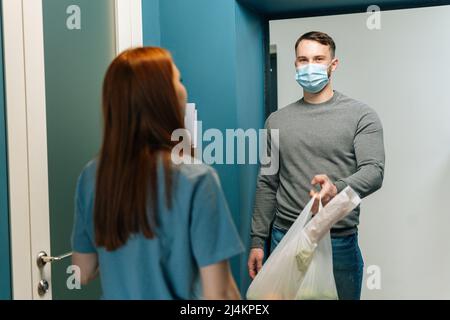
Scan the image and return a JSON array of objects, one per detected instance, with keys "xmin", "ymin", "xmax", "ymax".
[
  {"xmin": 326, "ymin": 59, "xmax": 335, "ymax": 78},
  {"xmin": 329, "ymin": 56, "xmax": 337, "ymax": 67}
]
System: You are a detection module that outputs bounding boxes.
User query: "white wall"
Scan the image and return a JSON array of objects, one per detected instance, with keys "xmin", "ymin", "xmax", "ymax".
[{"xmin": 270, "ymin": 5, "xmax": 450, "ymax": 299}]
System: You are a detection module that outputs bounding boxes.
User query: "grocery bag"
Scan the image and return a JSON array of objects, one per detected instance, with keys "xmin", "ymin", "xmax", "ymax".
[{"xmin": 246, "ymin": 186, "xmax": 361, "ymax": 300}]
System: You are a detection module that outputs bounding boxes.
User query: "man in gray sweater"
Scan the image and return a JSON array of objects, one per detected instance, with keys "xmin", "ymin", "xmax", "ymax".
[{"xmin": 248, "ymin": 31, "xmax": 385, "ymax": 300}]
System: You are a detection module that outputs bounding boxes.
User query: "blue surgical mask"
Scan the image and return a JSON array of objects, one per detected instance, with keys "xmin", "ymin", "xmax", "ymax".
[{"xmin": 295, "ymin": 63, "xmax": 331, "ymax": 93}]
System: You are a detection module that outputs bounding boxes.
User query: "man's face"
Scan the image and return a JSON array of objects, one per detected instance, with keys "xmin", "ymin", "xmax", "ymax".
[{"xmin": 295, "ymin": 39, "xmax": 338, "ymax": 75}]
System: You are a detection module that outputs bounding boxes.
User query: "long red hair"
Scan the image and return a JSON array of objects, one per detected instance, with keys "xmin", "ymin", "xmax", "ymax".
[{"xmin": 94, "ymin": 47, "xmax": 184, "ymax": 251}]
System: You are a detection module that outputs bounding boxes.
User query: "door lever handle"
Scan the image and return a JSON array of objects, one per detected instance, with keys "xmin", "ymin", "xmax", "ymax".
[
  {"xmin": 36, "ymin": 251, "xmax": 73, "ymax": 297},
  {"xmin": 37, "ymin": 251, "xmax": 72, "ymax": 268}
]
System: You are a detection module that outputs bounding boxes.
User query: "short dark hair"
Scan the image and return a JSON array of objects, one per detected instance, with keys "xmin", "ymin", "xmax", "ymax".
[{"xmin": 295, "ymin": 31, "xmax": 336, "ymax": 57}]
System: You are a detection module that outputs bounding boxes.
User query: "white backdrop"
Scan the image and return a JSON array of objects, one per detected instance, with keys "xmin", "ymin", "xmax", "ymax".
[{"xmin": 270, "ymin": 5, "xmax": 450, "ymax": 299}]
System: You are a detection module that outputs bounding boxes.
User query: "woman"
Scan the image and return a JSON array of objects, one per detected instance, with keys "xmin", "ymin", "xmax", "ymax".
[{"xmin": 71, "ymin": 47, "xmax": 243, "ymax": 299}]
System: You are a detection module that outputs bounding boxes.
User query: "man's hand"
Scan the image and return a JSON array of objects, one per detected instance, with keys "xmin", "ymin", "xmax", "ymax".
[
  {"xmin": 248, "ymin": 248, "xmax": 264, "ymax": 279},
  {"xmin": 309, "ymin": 174, "xmax": 338, "ymax": 214}
]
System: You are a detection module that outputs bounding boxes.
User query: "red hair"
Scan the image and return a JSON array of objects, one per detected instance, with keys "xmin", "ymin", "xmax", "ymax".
[{"xmin": 94, "ymin": 47, "xmax": 184, "ymax": 251}]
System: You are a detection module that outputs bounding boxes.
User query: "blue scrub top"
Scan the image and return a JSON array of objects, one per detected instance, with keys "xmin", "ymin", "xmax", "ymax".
[{"xmin": 71, "ymin": 157, "xmax": 244, "ymax": 299}]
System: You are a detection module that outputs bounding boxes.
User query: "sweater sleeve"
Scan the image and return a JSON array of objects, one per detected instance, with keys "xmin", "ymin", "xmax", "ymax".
[
  {"xmin": 250, "ymin": 118, "xmax": 280, "ymax": 248},
  {"xmin": 334, "ymin": 106, "xmax": 385, "ymax": 198}
]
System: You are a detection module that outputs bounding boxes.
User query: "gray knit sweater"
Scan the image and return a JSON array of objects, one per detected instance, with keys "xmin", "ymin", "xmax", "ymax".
[{"xmin": 251, "ymin": 90, "xmax": 385, "ymax": 248}]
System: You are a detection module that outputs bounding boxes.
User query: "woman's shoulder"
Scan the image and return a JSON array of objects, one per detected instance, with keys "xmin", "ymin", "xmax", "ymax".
[
  {"xmin": 80, "ymin": 158, "xmax": 98, "ymax": 179},
  {"xmin": 76, "ymin": 156, "xmax": 220, "ymax": 193},
  {"xmin": 172, "ymin": 156, "xmax": 218, "ymax": 185},
  {"xmin": 76, "ymin": 158, "xmax": 98, "ymax": 195}
]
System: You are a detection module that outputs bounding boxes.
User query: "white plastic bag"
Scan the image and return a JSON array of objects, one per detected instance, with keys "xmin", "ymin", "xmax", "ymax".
[
  {"xmin": 295, "ymin": 230, "xmax": 337, "ymax": 300},
  {"xmin": 246, "ymin": 186, "xmax": 361, "ymax": 300}
]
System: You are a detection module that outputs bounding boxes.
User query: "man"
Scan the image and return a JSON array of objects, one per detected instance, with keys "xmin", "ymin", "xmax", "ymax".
[{"xmin": 248, "ymin": 31, "xmax": 385, "ymax": 300}]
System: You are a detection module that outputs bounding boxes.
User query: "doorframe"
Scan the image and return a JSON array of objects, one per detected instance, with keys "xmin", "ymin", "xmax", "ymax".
[{"xmin": 2, "ymin": 0, "xmax": 143, "ymax": 300}]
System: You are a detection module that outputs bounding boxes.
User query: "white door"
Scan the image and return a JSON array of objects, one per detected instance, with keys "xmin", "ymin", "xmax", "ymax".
[{"xmin": 3, "ymin": 0, "xmax": 143, "ymax": 300}]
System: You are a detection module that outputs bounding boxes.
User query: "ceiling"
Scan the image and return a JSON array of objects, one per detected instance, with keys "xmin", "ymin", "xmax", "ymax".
[{"xmin": 237, "ymin": 0, "xmax": 450, "ymax": 19}]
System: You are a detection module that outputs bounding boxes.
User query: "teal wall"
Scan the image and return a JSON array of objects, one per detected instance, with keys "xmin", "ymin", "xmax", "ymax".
[
  {"xmin": 0, "ymin": 1, "xmax": 12, "ymax": 300},
  {"xmin": 142, "ymin": 0, "xmax": 266, "ymax": 293},
  {"xmin": 235, "ymin": 2, "xmax": 265, "ymax": 293},
  {"xmin": 142, "ymin": 0, "xmax": 160, "ymax": 46}
]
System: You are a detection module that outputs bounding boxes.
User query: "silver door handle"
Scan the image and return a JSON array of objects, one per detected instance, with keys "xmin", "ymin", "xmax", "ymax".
[
  {"xmin": 36, "ymin": 251, "xmax": 73, "ymax": 297},
  {"xmin": 37, "ymin": 251, "xmax": 72, "ymax": 268}
]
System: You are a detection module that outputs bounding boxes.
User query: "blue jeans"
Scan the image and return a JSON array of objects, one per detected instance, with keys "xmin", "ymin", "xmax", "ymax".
[{"xmin": 270, "ymin": 225, "xmax": 364, "ymax": 300}]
